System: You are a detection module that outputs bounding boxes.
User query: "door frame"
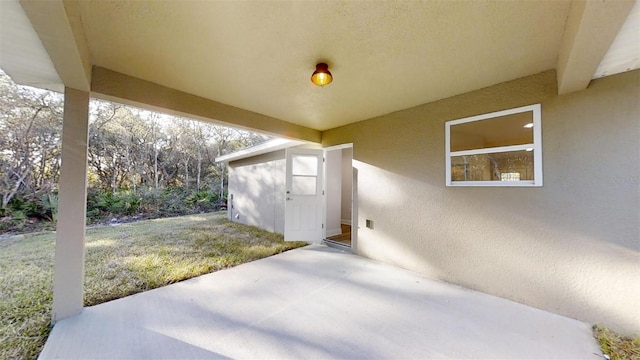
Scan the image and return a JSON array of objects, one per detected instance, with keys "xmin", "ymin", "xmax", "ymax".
[{"xmin": 322, "ymin": 143, "xmax": 356, "ymax": 252}]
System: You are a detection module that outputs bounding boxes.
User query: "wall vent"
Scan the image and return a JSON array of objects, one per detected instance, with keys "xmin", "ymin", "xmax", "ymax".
[{"xmin": 366, "ymin": 219, "xmax": 374, "ymax": 229}]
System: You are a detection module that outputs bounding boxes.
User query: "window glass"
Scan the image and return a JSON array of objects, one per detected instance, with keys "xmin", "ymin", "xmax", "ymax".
[
  {"xmin": 291, "ymin": 176, "xmax": 317, "ymax": 195},
  {"xmin": 445, "ymin": 103, "xmax": 541, "ymax": 186},
  {"xmin": 450, "ymin": 111, "xmax": 534, "ymax": 152},
  {"xmin": 451, "ymin": 150, "xmax": 534, "ymax": 182},
  {"xmin": 292, "ymin": 155, "xmax": 318, "ymax": 176},
  {"xmin": 500, "ymin": 173, "xmax": 521, "ymax": 181}
]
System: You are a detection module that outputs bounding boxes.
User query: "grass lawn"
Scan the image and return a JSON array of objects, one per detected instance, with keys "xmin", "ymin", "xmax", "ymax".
[
  {"xmin": 0, "ymin": 212, "xmax": 307, "ymax": 360},
  {"xmin": 594, "ymin": 325, "xmax": 640, "ymax": 360}
]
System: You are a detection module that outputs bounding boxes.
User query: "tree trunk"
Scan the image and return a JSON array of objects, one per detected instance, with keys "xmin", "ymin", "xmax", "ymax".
[
  {"xmin": 112, "ymin": 153, "xmax": 117, "ymax": 193},
  {"xmin": 2, "ymin": 165, "xmax": 31, "ymax": 208},
  {"xmin": 217, "ymin": 147, "xmax": 224, "ymax": 203},
  {"xmin": 196, "ymin": 148, "xmax": 202, "ymax": 192},
  {"xmin": 184, "ymin": 158, "xmax": 189, "ymax": 191},
  {"xmin": 125, "ymin": 143, "xmax": 135, "ymax": 193}
]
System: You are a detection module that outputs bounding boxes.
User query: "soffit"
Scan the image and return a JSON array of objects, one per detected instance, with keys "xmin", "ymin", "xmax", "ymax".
[
  {"xmin": 0, "ymin": 0, "xmax": 62, "ymax": 92},
  {"xmin": 593, "ymin": 0, "xmax": 640, "ymax": 79},
  {"xmin": 77, "ymin": 0, "xmax": 572, "ymax": 131}
]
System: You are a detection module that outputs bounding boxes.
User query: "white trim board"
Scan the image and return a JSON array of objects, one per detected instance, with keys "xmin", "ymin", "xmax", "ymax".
[{"xmin": 215, "ymin": 138, "xmax": 305, "ymax": 163}]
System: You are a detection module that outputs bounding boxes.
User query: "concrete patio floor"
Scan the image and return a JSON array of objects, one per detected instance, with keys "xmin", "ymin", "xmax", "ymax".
[{"xmin": 39, "ymin": 245, "xmax": 602, "ymax": 359}]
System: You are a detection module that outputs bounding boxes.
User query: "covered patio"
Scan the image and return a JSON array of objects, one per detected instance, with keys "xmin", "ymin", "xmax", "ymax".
[
  {"xmin": 1, "ymin": 0, "xmax": 638, "ymax": 352},
  {"xmin": 40, "ymin": 245, "xmax": 601, "ymax": 359}
]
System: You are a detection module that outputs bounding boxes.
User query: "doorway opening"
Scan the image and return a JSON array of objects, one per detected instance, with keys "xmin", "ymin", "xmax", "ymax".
[{"xmin": 324, "ymin": 145, "xmax": 355, "ymax": 249}]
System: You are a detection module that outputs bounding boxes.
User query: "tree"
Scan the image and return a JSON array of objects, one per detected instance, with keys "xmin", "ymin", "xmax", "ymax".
[
  {"xmin": 0, "ymin": 69, "xmax": 270, "ymax": 224},
  {"xmin": 0, "ymin": 72, "xmax": 63, "ymax": 211}
]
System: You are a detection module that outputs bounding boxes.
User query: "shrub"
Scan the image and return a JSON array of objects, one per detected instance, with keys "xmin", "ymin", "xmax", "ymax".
[
  {"xmin": 186, "ymin": 190, "xmax": 218, "ymax": 212},
  {"xmin": 86, "ymin": 189, "xmax": 142, "ymax": 221},
  {"xmin": 38, "ymin": 193, "xmax": 58, "ymax": 222},
  {"xmin": 118, "ymin": 190, "xmax": 141, "ymax": 216},
  {"xmin": 3, "ymin": 186, "xmax": 224, "ymax": 230},
  {"xmin": 0, "ymin": 195, "xmax": 57, "ymax": 232}
]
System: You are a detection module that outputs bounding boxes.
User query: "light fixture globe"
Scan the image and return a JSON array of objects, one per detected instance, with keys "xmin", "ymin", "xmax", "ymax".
[{"xmin": 311, "ymin": 63, "xmax": 333, "ymax": 87}]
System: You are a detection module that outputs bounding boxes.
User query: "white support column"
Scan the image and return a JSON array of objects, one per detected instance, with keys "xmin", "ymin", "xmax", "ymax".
[{"xmin": 52, "ymin": 87, "xmax": 90, "ymax": 323}]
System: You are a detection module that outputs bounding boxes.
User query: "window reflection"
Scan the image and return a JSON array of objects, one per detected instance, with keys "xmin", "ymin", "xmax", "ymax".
[
  {"xmin": 450, "ymin": 111, "xmax": 534, "ymax": 152},
  {"xmin": 451, "ymin": 151, "xmax": 534, "ymax": 182}
]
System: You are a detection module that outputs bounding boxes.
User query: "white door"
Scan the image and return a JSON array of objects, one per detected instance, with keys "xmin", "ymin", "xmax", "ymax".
[{"xmin": 284, "ymin": 148, "xmax": 324, "ymax": 242}]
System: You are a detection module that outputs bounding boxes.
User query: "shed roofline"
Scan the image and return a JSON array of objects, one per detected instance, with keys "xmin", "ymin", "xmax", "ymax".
[{"xmin": 215, "ymin": 138, "xmax": 306, "ymax": 163}]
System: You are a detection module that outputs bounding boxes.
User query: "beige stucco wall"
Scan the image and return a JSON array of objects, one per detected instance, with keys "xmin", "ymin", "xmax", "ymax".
[
  {"xmin": 322, "ymin": 69, "xmax": 640, "ymax": 335},
  {"xmin": 228, "ymin": 150, "xmax": 286, "ymax": 234}
]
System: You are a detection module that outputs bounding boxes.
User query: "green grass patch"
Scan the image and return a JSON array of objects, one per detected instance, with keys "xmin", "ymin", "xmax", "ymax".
[
  {"xmin": 0, "ymin": 212, "xmax": 306, "ymax": 360},
  {"xmin": 594, "ymin": 324, "xmax": 640, "ymax": 360}
]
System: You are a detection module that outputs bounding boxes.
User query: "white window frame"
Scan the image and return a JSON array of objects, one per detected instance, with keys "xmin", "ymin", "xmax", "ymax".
[{"xmin": 445, "ymin": 104, "xmax": 543, "ymax": 187}]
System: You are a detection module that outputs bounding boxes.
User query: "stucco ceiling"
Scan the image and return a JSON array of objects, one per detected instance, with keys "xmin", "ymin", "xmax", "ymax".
[
  {"xmin": 2, "ymin": 0, "xmax": 636, "ymax": 134},
  {"xmin": 76, "ymin": 0, "xmax": 572, "ymax": 131}
]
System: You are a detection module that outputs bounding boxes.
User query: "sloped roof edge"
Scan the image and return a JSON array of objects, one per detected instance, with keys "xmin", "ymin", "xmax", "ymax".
[{"xmin": 215, "ymin": 138, "xmax": 305, "ymax": 163}]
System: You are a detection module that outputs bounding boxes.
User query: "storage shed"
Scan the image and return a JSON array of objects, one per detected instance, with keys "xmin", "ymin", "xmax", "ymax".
[{"xmin": 217, "ymin": 139, "xmax": 355, "ymax": 248}]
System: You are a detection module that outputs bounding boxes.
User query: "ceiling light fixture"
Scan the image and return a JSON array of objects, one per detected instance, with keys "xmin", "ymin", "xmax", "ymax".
[
  {"xmin": 523, "ymin": 123, "xmax": 534, "ymax": 128},
  {"xmin": 311, "ymin": 63, "xmax": 333, "ymax": 87}
]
